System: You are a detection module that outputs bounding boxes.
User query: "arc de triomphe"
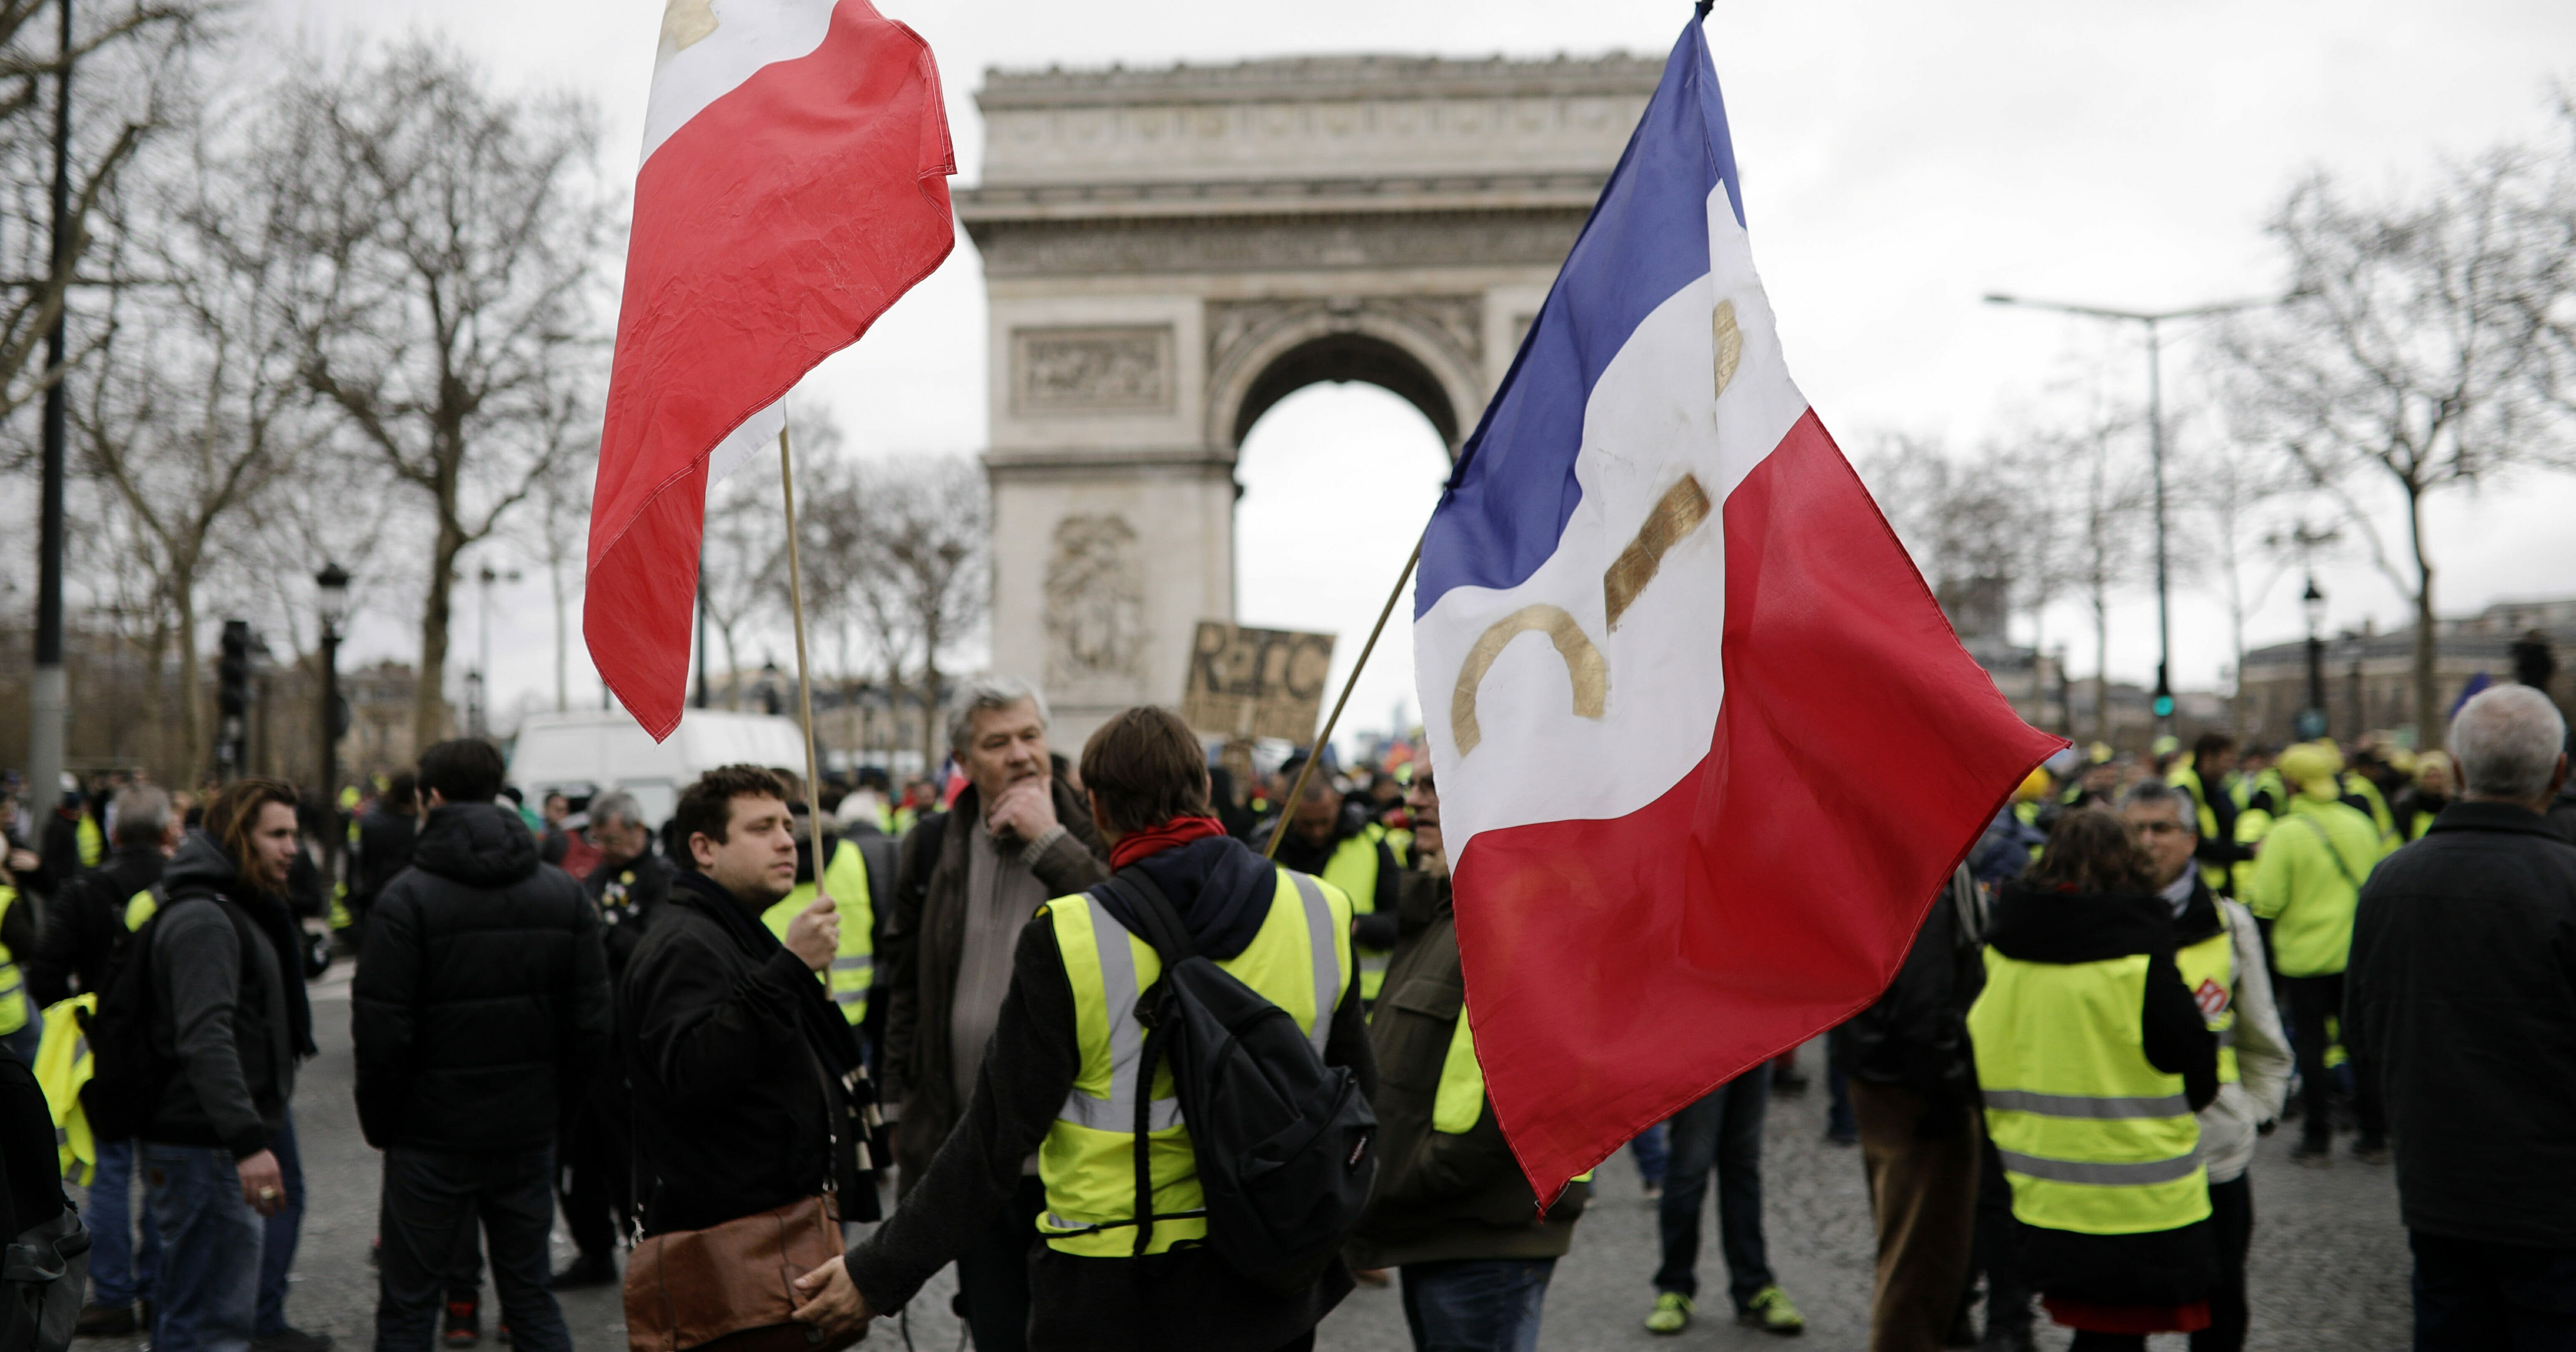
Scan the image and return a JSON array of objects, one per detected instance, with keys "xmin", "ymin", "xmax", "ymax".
[{"xmin": 957, "ymin": 54, "xmax": 1661, "ymax": 742}]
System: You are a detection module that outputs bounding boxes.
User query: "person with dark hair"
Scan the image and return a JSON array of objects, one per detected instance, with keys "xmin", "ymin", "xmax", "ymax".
[
  {"xmin": 351, "ymin": 773, "xmax": 422, "ymax": 936},
  {"xmin": 2167, "ymin": 733, "xmax": 2251, "ymax": 895},
  {"xmin": 1252, "ymin": 769, "xmax": 1400, "ymax": 1008},
  {"xmin": 1966, "ymin": 809, "xmax": 2220, "ymax": 1351},
  {"xmin": 354, "ymin": 739, "xmax": 610, "ymax": 1352},
  {"xmin": 618, "ymin": 766, "xmax": 857, "ymax": 1243},
  {"xmin": 882, "ymin": 677, "xmax": 1107, "ymax": 1352},
  {"xmin": 2244, "ymin": 743, "xmax": 2388, "ymax": 1166},
  {"xmin": 142, "ymin": 778, "xmax": 315, "ymax": 1352},
  {"xmin": 797, "ymin": 705, "xmax": 1375, "ymax": 1352}
]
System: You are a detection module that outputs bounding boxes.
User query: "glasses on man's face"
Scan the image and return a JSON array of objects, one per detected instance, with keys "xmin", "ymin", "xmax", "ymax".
[{"xmin": 2134, "ymin": 820, "xmax": 2187, "ymax": 837}]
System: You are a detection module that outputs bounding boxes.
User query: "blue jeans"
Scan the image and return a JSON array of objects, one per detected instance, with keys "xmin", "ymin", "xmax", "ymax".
[
  {"xmin": 375, "ymin": 1148, "xmax": 570, "ymax": 1352},
  {"xmin": 2411, "ymin": 1229, "xmax": 2576, "ymax": 1351},
  {"xmin": 88, "ymin": 1139, "xmax": 162, "ymax": 1308},
  {"xmin": 1629, "ymin": 1121, "xmax": 1669, "ymax": 1187},
  {"xmin": 1401, "ymin": 1258, "xmax": 1556, "ymax": 1352},
  {"xmin": 145, "ymin": 1142, "xmax": 264, "ymax": 1352},
  {"xmin": 1653, "ymin": 1071, "xmax": 1776, "ymax": 1309},
  {"xmin": 256, "ymin": 1110, "xmax": 306, "ymax": 1337}
]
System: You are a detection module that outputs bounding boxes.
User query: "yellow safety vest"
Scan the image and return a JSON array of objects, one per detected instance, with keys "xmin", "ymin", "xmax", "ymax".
[
  {"xmin": 763, "ymin": 839, "xmax": 876, "ymax": 1025},
  {"xmin": 1379, "ymin": 824, "xmax": 1413, "ymax": 870},
  {"xmin": 76, "ymin": 815, "xmax": 103, "ymax": 869},
  {"xmin": 1321, "ymin": 833, "xmax": 1388, "ymax": 1002},
  {"xmin": 2168, "ymin": 765, "xmax": 2229, "ymax": 893},
  {"xmin": 33, "ymin": 994, "xmax": 96, "ymax": 1185},
  {"xmin": 2174, "ymin": 917, "xmax": 2239, "ymax": 1086},
  {"xmin": 1035, "ymin": 869, "xmax": 1353, "ymax": 1257},
  {"xmin": 126, "ymin": 887, "xmax": 159, "ymax": 933},
  {"xmin": 0, "ymin": 886, "xmax": 28, "ymax": 1036},
  {"xmin": 1968, "ymin": 948, "xmax": 2210, "ymax": 1236}
]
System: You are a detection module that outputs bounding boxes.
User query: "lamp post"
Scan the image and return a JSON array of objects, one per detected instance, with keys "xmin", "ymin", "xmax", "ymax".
[
  {"xmin": 316, "ymin": 562, "xmax": 351, "ymax": 880},
  {"xmin": 1985, "ymin": 291, "xmax": 2276, "ymax": 741},
  {"xmin": 2299, "ymin": 576, "xmax": 2327, "ymax": 742}
]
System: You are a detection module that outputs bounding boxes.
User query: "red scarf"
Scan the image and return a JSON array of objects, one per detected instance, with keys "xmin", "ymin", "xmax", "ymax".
[{"xmin": 1108, "ymin": 815, "xmax": 1228, "ymax": 870}]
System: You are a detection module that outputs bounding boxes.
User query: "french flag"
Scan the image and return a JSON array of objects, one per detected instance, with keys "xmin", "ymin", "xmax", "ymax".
[
  {"xmin": 1415, "ymin": 14, "xmax": 2060, "ymax": 1196},
  {"xmin": 586, "ymin": 0, "xmax": 955, "ymax": 740}
]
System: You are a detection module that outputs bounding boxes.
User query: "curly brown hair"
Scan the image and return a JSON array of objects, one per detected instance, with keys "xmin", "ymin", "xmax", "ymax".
[{"xmin": 2026, "ymin": 805, "xmax": 2155, "ymax": 895}]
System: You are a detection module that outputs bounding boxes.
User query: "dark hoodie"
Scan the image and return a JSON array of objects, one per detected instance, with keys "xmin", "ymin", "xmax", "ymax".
[
  {"xmin": 847, "ymin": 832, "xmax": 1375, "ymax": 1352},
  {"xmin": 146, "ymin": 830, "xmax": 301, "ymax": 1157},
  {"xmin": 352, "ymin": 801, "xmax": 611, "ymax": 1153}
]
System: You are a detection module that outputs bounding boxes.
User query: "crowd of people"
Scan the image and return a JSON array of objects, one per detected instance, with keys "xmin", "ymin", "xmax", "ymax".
[{"xmin": 0, "ymin": 675, "xmax": 2571, "ymax": 1352}]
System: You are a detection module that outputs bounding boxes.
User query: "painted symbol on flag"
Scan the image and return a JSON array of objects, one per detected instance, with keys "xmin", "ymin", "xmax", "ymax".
[
  {"xmin": 2194, "ymin": 977, "xmax": 2231, "ymax": 1021},
  {"xmin": 662, "ymin": 0, "xmax": 718, "ymax": 52}
]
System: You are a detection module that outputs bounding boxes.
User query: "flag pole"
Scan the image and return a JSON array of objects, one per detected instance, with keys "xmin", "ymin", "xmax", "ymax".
[
  {"xmin": 777, "ymin": 425, "xmax": 827, "ymax": 876},
  {"xmin": 1265, "ymin": 537, "xmax": 1422, "ymax": 860}
]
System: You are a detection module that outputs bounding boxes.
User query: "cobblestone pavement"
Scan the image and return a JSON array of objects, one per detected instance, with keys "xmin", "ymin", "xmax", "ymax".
[{"xmin": 73, "ymin": 980, "xmax": 2409, "ymax": 1352}]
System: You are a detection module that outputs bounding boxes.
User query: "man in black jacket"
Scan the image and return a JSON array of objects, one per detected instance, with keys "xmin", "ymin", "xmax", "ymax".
[
  {"xmin": 2349, "ymin": 685, "xmax": 2576, "ymax": 1349},
  {"xmin": 353, "ymin": 739, "xmax": 611, "ymax": 1352},
  {"xmin": 349, "ymin": 773, "xmax": 420, "ymax": 936},
  {"xmin": 143, "ymin": 780, "xmax": 310, "ymax": 1352},
  {"xmin": 1829, "ymin": 866, "xmax": 1986, "ymax": 1352},
  {"xmin": 619, "ymin": 766, "xmax": 852, "ymax": 1237}
]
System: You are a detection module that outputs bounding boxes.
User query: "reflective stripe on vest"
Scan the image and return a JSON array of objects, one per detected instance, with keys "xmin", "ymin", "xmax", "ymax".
[
  {"xmin": 1321, "ymin": 833, "xmax": 1387, "ymax": 1001},
  {"xmin": 1967, "ymin": 948, "xmax": 2209, "ymax": 1237},
  {"xmin": 764, "ymin": 840, "xmax": 877, "ymax": 1025},
  {"xmin": 0, "ymin": 886, "xmax": 25, "ymax": 1036},
  {"xmin": 2174, "ymin": 919, "xmax": 2239, "ymax": 1085},
  {"xmin": 1036, "ymin": 869, "xmax": 1353, "ymax": 1257}
]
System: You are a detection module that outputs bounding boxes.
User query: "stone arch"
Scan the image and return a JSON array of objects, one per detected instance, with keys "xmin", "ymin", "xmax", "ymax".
[
  {"xmin": 1205, "ymin": 298, "xmax": 1485, "ymax": 454},
  {"xmin": 961, "ymin": 54, "xmax": 1659, "ymax": 742}
]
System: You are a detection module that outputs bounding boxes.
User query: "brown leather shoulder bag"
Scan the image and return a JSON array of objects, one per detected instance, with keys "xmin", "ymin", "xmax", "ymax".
[{"xmin": 622, "ymin": 1193, "xmax": 858, "ymax": 1352}]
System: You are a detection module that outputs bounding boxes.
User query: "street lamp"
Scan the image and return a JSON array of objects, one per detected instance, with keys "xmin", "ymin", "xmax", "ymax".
[
  {"xmin": 2299, "ymin": 575, "xmax": 2327, "ymax": 742},
  {"xmin": 1985, "ymin": 291, "xmax": 2278, "ymax": 739},
  {"xmin": 316, "ymin": 562, "xmax": 352, "ymax": 882}
]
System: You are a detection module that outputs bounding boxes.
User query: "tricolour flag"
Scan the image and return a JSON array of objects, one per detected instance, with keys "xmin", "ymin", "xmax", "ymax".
[
  {"xmin": 586, "ymin": 0, "xmax": 955, "ymax": 739},
  {"xmin": 1414, "ymin": 15, "xmax": 2062, "ymax": 1197}
]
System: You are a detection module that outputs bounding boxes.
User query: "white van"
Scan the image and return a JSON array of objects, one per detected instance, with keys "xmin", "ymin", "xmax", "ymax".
[{"xmin": 509, "ymin": 708, "xmax": 811, "ymax": 828}]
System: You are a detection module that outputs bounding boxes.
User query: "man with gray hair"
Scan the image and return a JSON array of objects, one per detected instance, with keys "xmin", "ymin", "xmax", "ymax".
[
  {"xmin": 2350, "ymin": 684, "xmax": 2576, "ymax": 1349},
  {"xmin": 35, "ymin": 783, "xmax": 181, "ymax": 1337},
  {"xmin": 883, "ymin": 676, "xmax": 1108, "ymax": 1352}
]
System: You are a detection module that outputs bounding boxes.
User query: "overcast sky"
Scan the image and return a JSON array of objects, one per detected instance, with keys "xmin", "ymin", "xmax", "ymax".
[{"xmin": 272, "ymin": 0, "xmax": 2576, "ymax": 750}]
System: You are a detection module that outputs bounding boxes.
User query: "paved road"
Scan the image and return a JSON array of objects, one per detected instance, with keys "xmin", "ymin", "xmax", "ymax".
[{"xmin": 74, "ymin": 974, "xmax": 2410, "ymax": 1352}]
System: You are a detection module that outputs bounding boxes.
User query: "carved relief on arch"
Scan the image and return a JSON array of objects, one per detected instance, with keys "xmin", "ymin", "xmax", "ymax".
[{"xmin": 1042, "ymin": 514, "xmax": 1147, "ymax": 695}]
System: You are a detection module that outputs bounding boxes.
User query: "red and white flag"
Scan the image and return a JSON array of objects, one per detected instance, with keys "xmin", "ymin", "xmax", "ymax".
[{"xmin": 586, "ymin": 0, "xmax": 955, "ymax": 739}]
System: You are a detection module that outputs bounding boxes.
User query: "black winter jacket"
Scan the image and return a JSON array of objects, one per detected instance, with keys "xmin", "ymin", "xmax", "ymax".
[
  {"xmin": 621, "ymin": 870, "xmax": 865, "ymax": 1235},
  {"xmin": 352, "ymin": 802, "xmax": 611, "ymax": 1153},
  {"xmin": 28, "ymin": 842, "xmax": 162, "ymax": 1007},
  {"xmin": 1830, "ymin": 865, "xmax": 1984, "ymax": 1111},
  {"xmin": 145, "ymin": 832, "xmax": 303, "ymax": 1157},
  {"xmin": 2348, "ymin": 800, "xmax": 2576, "ymax": 1249},
  {"xmin": 583, "ymin": 850, "xmax": 675, "ymax": 983}
]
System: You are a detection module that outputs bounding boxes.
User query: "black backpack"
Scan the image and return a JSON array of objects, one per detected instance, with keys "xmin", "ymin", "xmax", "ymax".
[
  {"xmin": 1106, "ymin": 867, "xmax": 1375, "ymax": 1294},
  {"xmin": 77, "ymin": 890, "xmax": 196, "ymax": 1144}
]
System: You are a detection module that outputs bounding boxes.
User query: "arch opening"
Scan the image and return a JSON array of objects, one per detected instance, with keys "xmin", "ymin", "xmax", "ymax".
[{"xmin": 1230, "ymin": 331, "xmax": 1462, "ymax": 452}]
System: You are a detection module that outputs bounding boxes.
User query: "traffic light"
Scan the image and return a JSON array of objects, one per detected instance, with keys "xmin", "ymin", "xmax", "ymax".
[
  {"xmin": 2151, "ymin": 665, "xmax": 2175, "ymax": 721},
  {"xmin": 2151, "ymin": 692, "xmax": 2176, "ymax": 720},
  {"xmin": 218, "ymin": 621, "xmax": 253, "ymax": 717}
]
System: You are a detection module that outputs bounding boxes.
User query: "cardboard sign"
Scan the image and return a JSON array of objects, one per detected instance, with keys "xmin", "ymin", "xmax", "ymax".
[{"xmin": 1181, "ymin": 622, "xmax": 1337, "ymax": 743}]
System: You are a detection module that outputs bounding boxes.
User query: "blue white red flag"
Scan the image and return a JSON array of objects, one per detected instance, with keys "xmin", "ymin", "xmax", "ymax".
[{"xmin": 1413, "ymin": 15, "xmax": 2061, "ymax": 1196}]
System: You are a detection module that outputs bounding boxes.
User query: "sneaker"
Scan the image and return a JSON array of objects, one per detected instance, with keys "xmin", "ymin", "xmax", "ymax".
[
  {"xmin": 1771, "ymin": 1069, "xmax": 1811, "ymax": 1097},
  {"xmin": 1645, "ymin": 1292, "xmax": 1694, "ymax": 1335},
  {"xmin": 443, "ymin": 1298, "xmax": 480, "ymax": 1348},
  {"xmin": 2353, "ymin": 1139, "xmax": 2391, "ymax": 1165},
  {"xmin": 1739, "ymin": 1284, "xmax": 1806, "ymax": 1336},
  {"xmin": 1351, "ymin": 1268, "xmax": 1391, "ymax": 1289},
  {"xmin": 2291, "ymin": 1141, "xmax": 2333, "ymax": 1168},
  {"xmin": 75, "ymin": 1304, "xmax": 138, "ymax": 1337},
  {"xmin": 251, "ymin": 1329, "xmax": 336, "ymax": 1352},
  {"xmin": 1640, "ymin": 1179, "xmax": 1663, "ymax": 1202},
  {"xmin": 550, "ymin": 1252, "xmax": 620, "ymax": 1290}
]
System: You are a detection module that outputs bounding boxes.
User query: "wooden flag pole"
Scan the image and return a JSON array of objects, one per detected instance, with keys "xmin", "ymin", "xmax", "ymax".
[
  {"xmin": 777, "ymin": 426, "xmax": 827, "ymax": 875},
  {"xmin": 1265, "ymin": 537, "xmax": 1422, "ymax": 860}
]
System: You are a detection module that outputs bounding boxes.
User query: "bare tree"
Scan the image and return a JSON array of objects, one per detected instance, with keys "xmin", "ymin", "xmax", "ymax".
[
  {"xmin": 68, "ymin": 90, "xmax": 313, "ymax": 779},
  {"xmin": 697, "ymin": 462, "xmax": 784, "ymax": 709},
  {"xmin": 521, "ymin": 446, "xmax": 589, "ymax": 712},
  {"xmin": 0, "ymin": 0, "xmax": 202, "ymax": 434},
  {"xmin": 2220, "ymin": 148, "xmax": 2576, "ymax": 739},
  {"xmin": 280, "ymin": 41, "xmax": 612, "ymax": 747},
  {"xmin": 812, "ymin": 453, "xmax": 989, "ymax": 767}
]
